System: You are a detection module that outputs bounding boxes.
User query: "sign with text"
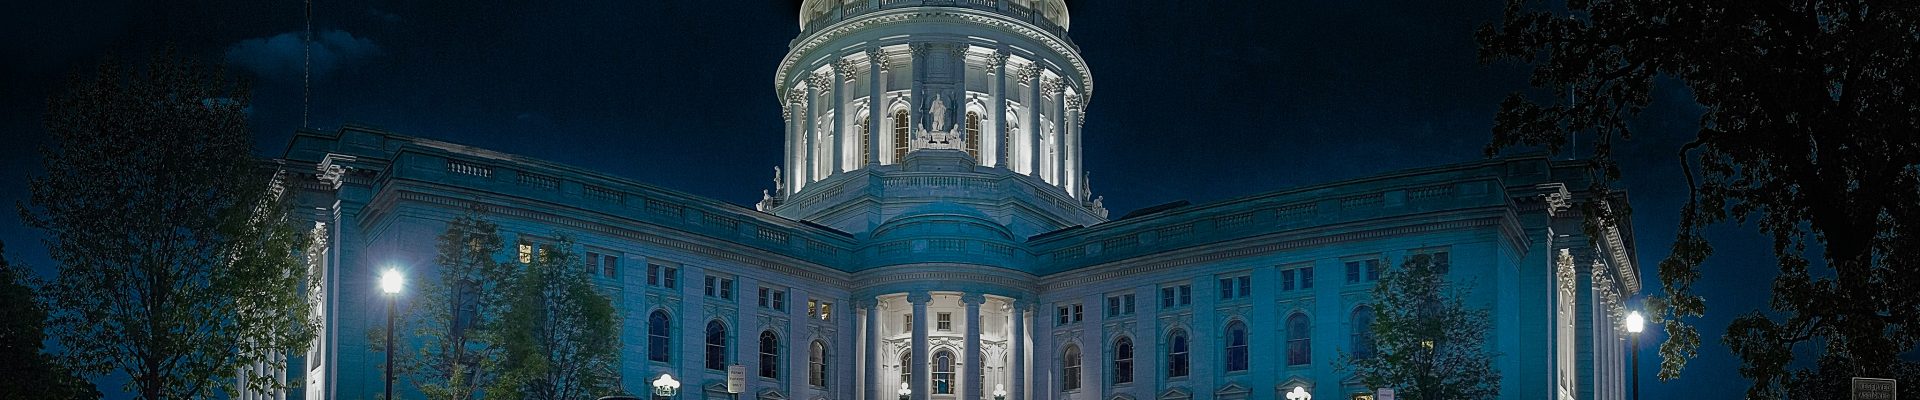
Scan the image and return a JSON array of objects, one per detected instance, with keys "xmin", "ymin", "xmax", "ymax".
[
  {"xmin": 1852, "ymin": 377, "xmax": 1896, "ymax": 400},
  {"xmin": 728, "ymin": 365, "xmax": 746, "ymax": 394},
  {"xmin": 1376, "ymin": 388, "xmax": 1395, "ymax": 400}
]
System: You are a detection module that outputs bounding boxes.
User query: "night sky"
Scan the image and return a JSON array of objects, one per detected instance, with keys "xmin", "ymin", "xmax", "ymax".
[{"xmin": 1, "ymin": 1, "xmax": 1783, "ymax": 398}]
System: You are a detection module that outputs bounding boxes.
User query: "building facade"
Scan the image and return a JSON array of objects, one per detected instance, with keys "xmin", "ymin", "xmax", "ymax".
[{"xmin": 275, "ymin": 1, "xmax": 1640, "ymax": 400}]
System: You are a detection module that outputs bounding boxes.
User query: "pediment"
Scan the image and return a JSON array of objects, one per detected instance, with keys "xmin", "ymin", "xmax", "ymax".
[
  {"xmin": 758, "ymin": 389, "xmax": 787, "ymax": 400},
  {"xmin": 1215, "ymin": 382, "xmax": 1251, "ymax": 399},
  {"xmin": 1157, "ymin": 387, "xmax": 1191, "ymax": 400}
]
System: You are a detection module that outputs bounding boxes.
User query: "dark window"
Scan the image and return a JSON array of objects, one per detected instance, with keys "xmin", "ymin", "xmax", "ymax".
[
  {"xmin": 1300, "ymin": 266, "xmax": 1314, "ymax": 289},
  {"xmin": 1225, "ymin": 321, "xmax": 1249, "ymax": 372},
  {"xmin": 1061, "ymin": 345, "xmax": 1082, "ymax": 391},
  {"xmin": 1168, "ymin": 330, "xmax": 1190, "ymax": 378},
  {"xmin": 759, "ymin": 331, "xmax": 780, "ymax": 378},
  {"xmin": 1179, "ymin": 285, "xmax": 1192, "ymax": 305},
  {"xmin": 1058, "ymin": 306, "xmax": 1071, "ymax": 325},
  {"xmin": 1366, "ymin": 259, "xmax": 1382, "ymax": 281},
  {"xmin": 1352, "ymin": 306, "xmax": 1377, "ymax": 359},
  {"xmin": 809, "ymin": 341, "xmax": 829, "ymax": 387},
  {"xmin": 933, "ymin": 350, "xmax": 955, "ymax": 394},
  {"xmin": 1287, "ymin": 313, "xmax": 1311, "ymax": 366},
  {"xmin": 1219, "ymin": 276, "xmax": 1252, "ymax": 299},
  {"xmin": 1113, "ymin": 337, "xmax": 1135, "ymax": 384},
  {"xmin": 602, "ymin": 254, "xmax": 618, "ymax": 278},
  {"xmin": 648, "ymin": 311, "xmax": 671, "ymax": 362},
  {"xmin": 1282, "ymin": 269, "xmax": 1296, "ymax": 291},
  {"xmin": 720, "ymin": 278, "xmax": 733, "ymax": 299},
  {"xmin": 899, "ymin": 352, "xmax": 912, "ymax": 389},
  {"xmin": 648, "ymin": 264, "xmax": 677, "ymax": 288},
  {"xmin": 1072, "ymin": 304, "xmax": 1083, "ymax": 322},
  {"xmin": 1160, "ymin": 287, "xmax": 1175, "ymax": 308},
  {"xmin": 706, "ymin": 321, "xmax": 728, "ymax": 370},
  {"xmin": 937, "ymin": 312, "xmax": 953, "ymax": 331}
]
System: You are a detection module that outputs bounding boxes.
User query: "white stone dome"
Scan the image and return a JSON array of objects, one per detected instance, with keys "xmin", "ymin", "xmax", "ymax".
[{"xmin": 798, "ymin": 0, "xmax": 1070, "ymax": 31}]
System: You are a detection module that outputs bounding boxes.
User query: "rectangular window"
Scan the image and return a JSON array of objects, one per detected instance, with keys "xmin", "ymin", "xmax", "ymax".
[
  {"xmin": 648, "ymin": 263, "xmax": 676, "ymax": 288},
  {"xmin": 1123, "ymin": 294, "xmax": 1135, "ymax": 315},
  {"xmin": 1072, "ymin": 304, "xmax": 1083, "ymax": 322},
  {"xmin": 808, "ymin": 300, "xmax": 819, "ymax": 318},
  {"xmin": 759, "ymin": 287, "xmax": 787, "ymax": 310},
  {"xmin": 1282, "ymin": 269, "xmax": 1296, "ymax": 291},
  {"xmin": 707, "ymin": 276, "xmax": 734, "ymax": 299},
  {"xmin": 759, "ymin": 287, "xmax": 770, "ymax": 307},
  {"xmin": 816, "ymin": 301, "xmax": 832, "ymax": 321},
  {"xmin": 720, "ymin": 278, "xmax": 734, "ymax": 299},
  {"xmin": 1283, "ymin": 264, "xmax": 1314, "ymax": 291},
  {"xmin": 1300, "ymin": 266, "xmax": 1314, "ymax": 289},
  {"xmin": 903, "ymin": 314, "xmax": 913, "ymax": 332},
  {"xmin": 588, "ymin": 252, "xmax": 601, "ymax": 275},
  {"xmin": 1057, "ymin": 306, "xmax": 1071, "ymax": 325},
  {"xmin": 1219, "ymin": 275, "xmax": 1252, "ymax": 299},
  {"xmin": 1161, "ymin": 284, "xmax": 1192, "ymax": 308},
  {"xmin": 602, "ymin": 254, "xmax": 618, "ymax": 278},
  {"xmin": 1347, "ymin": 258, "xmax": 1384, "ymax": 284},
  {"xmin": 518, "ymin": 243, "xmax": 534, "ymax": 264},
  {"xmin": 1366, "ymin": 259, "xmax": 1382, "ymax": 281},
  {"xmin": 1161, "ymin": 287, "xmax": 1175, "ymax": 308},
  {"xmin": 1107, "ymin": 296, "xmax": 1121, "ymax": 317},
  {"xmin": 705, "ymin": 276, "xmax": 717, "ymax": 297},
  {"xmin": 1108, "ymin": 294, "xmax": 1135, "ymax": 317},
  {"xmin": 937, "ymin": 312, "xmax": 953, "ymax": 331},
  {"xmin": 1179, "ymin": 285, "xmax": 1191, "ymax": 305}
]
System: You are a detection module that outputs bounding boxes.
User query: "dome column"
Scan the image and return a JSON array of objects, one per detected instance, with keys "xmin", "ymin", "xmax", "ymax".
[
  {"xmin": 909, "ymin": 292, "xmax": 932, "ymax": 400},
  {"xmin": 1048, "ymin": 77, "xmax": 1066, "ymax": 187},
  {"xmin": 868, "ymin": 47, "xmax": 886, "ymax": 167},
  {"xmin": 1023, "ymin": 64, "xmax": 1042, "ymax": 176},
  {"xmin": 862, "ymin": 298, "xmax": 881, "ymax": 400},
  {"xmin": 804, "ymin": 76, "xmax": 821, "ymax": 185},
  {"xmin": 963, "ymin": 294, "xmax": 984, "ymax": 400},
  {"xmin": 989, "ymin": 50, "xmax": 1010, "ymax": 169},
  {"xmin": 1009, "ymin": 300, "xmax": 1027, "ymax": 400},
  {"xmin": 832, "ymin": 63, "xmax": 846, "ymax": 174}
]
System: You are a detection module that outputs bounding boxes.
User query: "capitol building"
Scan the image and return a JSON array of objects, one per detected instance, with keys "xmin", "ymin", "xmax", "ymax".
[{"xmin": 277, "ymin": 1, "xmax": 1641, "ymax": 399}]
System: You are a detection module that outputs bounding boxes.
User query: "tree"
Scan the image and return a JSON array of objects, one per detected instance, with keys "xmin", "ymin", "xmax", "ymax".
[
  {"xmin": 0, "ymin": 241, "xmax": 100, "ymax": 400},
  {"xmin": 490, "ymin": 234, "xmax": 622, "ymax": 400},
  {"xmin": 1478, "ymin": 0, "xmax": 1920, "ymax": 397},
  {"xmin": 20, "ymin": 49, "xmax": 319, "ymax": 399},
  {"xmin": 408, "ymin": 208, "xmax": 511, "ymax": 400},
  {"xmin": 1339, "ymin": 254, "xmax": 1500, "ymax": 400}
]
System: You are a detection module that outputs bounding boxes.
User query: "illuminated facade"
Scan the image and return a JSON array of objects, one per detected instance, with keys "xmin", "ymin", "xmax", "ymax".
[{"xmin": 276, "ymin": 2, "xmax": 1639, "ymax": 400}]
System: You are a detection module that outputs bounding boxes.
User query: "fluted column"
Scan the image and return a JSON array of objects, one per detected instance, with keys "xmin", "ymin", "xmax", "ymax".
[
  {"xmin": 1009, "ymin": 300, "xmax": 1026, "ymax": 400},
  {"xmin": 864, "ymin": 299, "xmax": 881, "ymax": 400},
  {"xmin": 804, "ymin": 78, "xmax": 820, "ymax": 184},
  {"xmin": 910, "ymin": 292, "xmax": 932, "ymax": 400},
  {"xmin": 832, "ymin": 62, "xmax": 846, "ymax": 174},
  {"xmin": 1049, "ymin": 79, "xmax": 1066, "ymax": 187},
  {"xmin": 1024, "ymin": 65, "xmax": 1042, "ymax": 176},
  {"xmin": 1065, "ymin": 93, "xmax": 1082, "ymax": 197},
  {"xmin": 868, "ymin": 47, "xmax": 885, "ymax": 166},
  {"xmin": 963, "ymin": 294, "xmax": 984, "ymax": 400},
  {"xmin": 782, "ymin": 99, "xmax": 796, "ymax": 197},
  {"xmin": 990, "ymin": 50, "xmax": 1009, "ymax": 169}
]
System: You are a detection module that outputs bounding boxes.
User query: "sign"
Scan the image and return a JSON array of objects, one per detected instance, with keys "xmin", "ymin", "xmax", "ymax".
[
  {"xmin": 1852, "ymin": 377, "xmax": 1896, "ymax": 400},
  {"xmin": 727, "ymin": 365, "xmax": 746, "ymax": 394},
  {"xmin": 1376, "ymin": 388, "xmax": 1395, "ymax": 400}
]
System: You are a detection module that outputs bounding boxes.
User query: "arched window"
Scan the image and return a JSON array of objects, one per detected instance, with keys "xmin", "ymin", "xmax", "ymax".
[
  {"xmin": 809, "ymin": 340, "xmax": 829, "ymax": 387},
  {"xmin": 648, "ymin": 311, "xmax": 672, "ymax": 362},
  {"xmin": 1112, "ymin": 337, "xmax": 1135, "ymax": 384},
  {"xmin": 899, "ymin": 352, "xmax": 912, "ymax": 389},
  {"xmin": 1352, "ymin": 306, "xmax": 1376, "ymax": 359},
  {"xmin": 706, "ymin": 320, "xmax": 728, "ymax": 370},
  {"xmin": 1287, "ymin": 313, "xmax": 1311, "ymax": 366},
  {"xmin": 858, "ymin": 113, "xmax": 872, "ymax": 166},
  {"xmin": 1003, "ymin": 108, "xmax": 1019, "ymax": 168},
  {"xmin": 964, "ymin": 111, "xmax": 982, "ymax": 160},
  {"xmin": 933, "ymin": 350, "xmax": 956, "ymax": 394},
  {"xmin": 759, "ymin": 331, "xmax": 781, "ymax": 378},
  {"xmin": 1225, "ymin": 320, "xmax": 1249, "ymax": 372},
  {"xmin": 1167, "ymin": 329, "xmax": 1190, "ymax": 378},
  {"xmin": 1061, "ymin": 345, "xmax": 1082, "ymax": 391},
  {"xmin": 892, "ymin": 109, "xmax": 910, "ymax": 162}
]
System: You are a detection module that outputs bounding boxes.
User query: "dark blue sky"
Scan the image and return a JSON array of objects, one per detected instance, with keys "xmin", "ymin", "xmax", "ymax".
[{"xmin": 1, "ymin": 1, "xmax": 1782, "ymax": 397}]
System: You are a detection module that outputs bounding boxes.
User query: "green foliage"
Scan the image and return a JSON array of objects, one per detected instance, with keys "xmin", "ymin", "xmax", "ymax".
[
  {"xmin": 1339, "ymin": 254, "xmax": 1500, "ymax": 400},
  {"xmin": 20, "ymin": 48, "xmax": 319, "ymax": 399},
  {"xmin": 0, "ymin": 241, "xmax": 100, "ymax": 400},
  {"xmin": 1479, "ymin": 0, "xmax": 1920, "ymax": 397},
  {"xmin": 408, "ymin": 208, "xmax": 511, "ymax": 400},
  {"xmin": 490, "ymin": 234, "xmax": 622, "ymax": 400}
]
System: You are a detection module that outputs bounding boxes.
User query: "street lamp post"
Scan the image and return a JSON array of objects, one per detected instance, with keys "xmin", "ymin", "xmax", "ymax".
[
  {"xmin": 380, "ymin": 269, "xmax": 404, "ymax": 400},
  {"xmin": 898, "ymin": 382, "xmax": 911, "ymax": 400},
  {"xmin": 652, "ymin": 373, "xmax": 681, "ymax": 400},
  {"xmin": 1626, "ymin": 311, "xmax": 1645, "ymax": 400},
  {"xmin": 993, "ymin": 383, "xmax": 1007, "ymax": 400}
]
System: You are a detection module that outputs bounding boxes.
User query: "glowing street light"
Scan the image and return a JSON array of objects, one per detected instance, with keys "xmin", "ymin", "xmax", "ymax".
[
  {"xmin": 1285, "ymin": 386, "xmax": 1311, "ymax": 400},
  {"xmin": 898, "ymin": 382, "xmax": 912, "ymax": 400},
  {"xmin": 1626, "ymin": 311, "xmax": 1645, "ymax": 400},
  {"xmin": 379, "ymin": 268, "xmax": 404, "ymax": 400},
  {"xmin": 993, "ymin": 383, "xmax": 1007, "ymax": 400}
]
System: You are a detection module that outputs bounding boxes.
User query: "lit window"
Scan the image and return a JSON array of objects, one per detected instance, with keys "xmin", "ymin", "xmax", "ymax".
[
  {"xmin": 808, "ymin": 341, "xmax": 829, "ymax": 387},
  {"xmin": 517, "ymin": 243, "xmax": 533, "ymax": 264},
  {"xmin": 964, "ymin": 111, "xmax": 982, "ymax": 159},
  {"xmin": 892, "ymin": 109, "xmax": 910, "ymax": 162},
  {"xmin": 1113, "ymin": 337, "xmax": 1134, "ymax": 384},
  {"xmin": 933, "ymin": 350, "xmax": 956, "ymax": 394},
  {"xmin": 858, "ymin": 112, "xmax": 872, "ymax": 166}
]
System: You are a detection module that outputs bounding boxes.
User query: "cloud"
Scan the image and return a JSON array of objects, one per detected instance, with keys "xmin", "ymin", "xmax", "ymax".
[{"xmin": 224, "ymin": 30, "xmax": 380, "ymax": 82}]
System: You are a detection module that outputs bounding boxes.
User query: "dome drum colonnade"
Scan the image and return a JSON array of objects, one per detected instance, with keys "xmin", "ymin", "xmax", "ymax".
[
  {"xmin": 850, "ymin": 287, "xmax": 1034, "ymax": 400},
  {"xmin": 776, "ymin": 0, "xmax": 1089, "ymax": 203}
]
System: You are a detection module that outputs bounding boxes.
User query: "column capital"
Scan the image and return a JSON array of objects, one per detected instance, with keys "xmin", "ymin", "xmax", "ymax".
[
  {"xmin": 960, "ymin": 293, "xmax": 986, "ymax": 305},
  {"xmin": 910, "ymin": 42, "xmax": 933, "ymax": 56},
  {"xmin": 866, "ymin": 46, "xmax": 887, "ymax": 61},
  {"xmin": 988, "ymin": 49, "xmax": 1011, "ymax": 70},
  {"xmin": 835, "ymin": 58, "xmax": 863, "ymax": 81},
  {"xmin": 906, "ymin": 291, "xmax": 933, "ymax": 304},
  {"xmin": 809, "ymin": 72, "xmax": 835, "ymax": 93},
  {"xmin": 948, "ymin": 43, "xmax": 971, "ymax": 58}
]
